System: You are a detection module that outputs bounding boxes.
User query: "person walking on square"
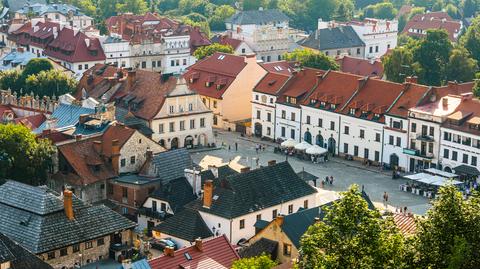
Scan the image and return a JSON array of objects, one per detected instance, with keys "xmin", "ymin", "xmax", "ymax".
[
  {"xmin": 383, "ymin": 191, "xmax": 389, "ymax": 208},
  {"xmin": 235, "ymin": 142, "xmax": 238, "ymax": 151}
]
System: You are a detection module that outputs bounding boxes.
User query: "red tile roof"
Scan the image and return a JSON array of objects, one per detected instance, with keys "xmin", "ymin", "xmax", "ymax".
[
  {"xmin": 387, "ymin": 83, "xmax": 430, "ymax": 118},
  {"xmin": 149, "ymin": 235, "xmax": 240, "ymax": 269},
  {"xmin": 8, "ymin": 21, "xmax": 32, "ymax": 46},
  {"xmin": 0, "ymin": 105, "xmax": 15, "ymax": 120},
  {"xmin": 45, "ymin": 27, "xmax": 105, "ymax": 63},
  {"xmin": 212, "ymin": 35, "xmax": 243, "ymax": 49},
  {"xmin": 336, "ymin": 56, "xmax": 384, "ymax": 77},
  {"xmin": 184, "ymin": 53, "xmax": 247, "ymax": 99},
  {"xmin": 442, "ymin": 95, "xmax": 480, "ymax": 136},
  {"xmin": 277, "ymin": 68, "xmax": 325, "ymax": 106},
  {"xmin": 13, "ymin": 113, "xmax": 46, "ymax": 130},
  {"xmin": 402, "ymin": 13, "xmax": 461, "ymax": 41},
  {"xmin": 392, "ymin": 213, "xmax": 417, "ymax": 235},
  {"xmin": 260, "ymin": 61, "xmax": 294, "ymax": 76},
  {"xmin": 254, "ymin": 72, "xmax": 290, "ymax": 95},
  {"xmin": 27, "ymin": 21, "xmax": 60, "ymax": 48}
]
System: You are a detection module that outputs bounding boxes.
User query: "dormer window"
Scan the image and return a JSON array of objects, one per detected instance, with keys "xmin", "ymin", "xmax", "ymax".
[
  {"xmin": 331, "ymin": 104, "xmax": 336, "ymax": 110},
  {"xmin": 205, "ymin": 81, "xmax": 212, "ymax": 87},
  {"xmin": 349, "ymin": 108, "xmax": 356, "ymax": 115},
  {"xmin": 320, "ymin": 101, "xmax": 326, "ymax": 107},
  {"xmin": 373, "ymin": 113, "xmax": 381, "ymax": 120},
  {"xmin": 361, "ymin": 111, "xmax": 368, "ymax": 118}
]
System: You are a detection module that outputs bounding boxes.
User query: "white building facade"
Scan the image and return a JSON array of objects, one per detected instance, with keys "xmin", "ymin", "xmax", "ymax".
[{"xmin": 348, "ymin": 19, "xmax": 398, "ymax": 59}]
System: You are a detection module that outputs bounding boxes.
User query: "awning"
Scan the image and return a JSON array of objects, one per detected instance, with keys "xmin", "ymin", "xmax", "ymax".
[
  {"xmin": 454, "ymin": 164, "xmax": 480, "ymax": 176},
  {"xmin": 294, "ymin": 141, "xmax": 312, "ymax": 151},
  {"xmin": 424, "ymin": 168, "xmax": 459, "ymax": 178},
  {"xmin": 280, "ymin": 139, "xmax": 297, "ymax": 148},
  {"xmin": 306, "ymin": 145, "xmax": 328, "ymax": 155}
]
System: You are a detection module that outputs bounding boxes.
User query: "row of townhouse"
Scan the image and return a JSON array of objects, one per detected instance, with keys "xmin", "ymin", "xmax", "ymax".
[{"xmin": 252, "ymin": 64, "xmax": 477, "ymax": 177}]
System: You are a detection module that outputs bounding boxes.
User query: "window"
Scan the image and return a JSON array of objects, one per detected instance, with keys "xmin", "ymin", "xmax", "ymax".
[
  {"xmin": 176, "ymin": 59, "xmax": 180, "ymax": 66},
  {"xmin": 152, "ymin": 200, "xmax": 157, "ymax": 212},
  {"xmin": 200, "ymin": 118, "xmax": 205, "ymax": 128},
  {"xmin": 85, "ymin": 241, "xmax": 93, "ymax": 249},
  {"xmin": 179, "ymin": 120, "xmax": 185, "ymax": 131},
  {"xmin": 369, "ymin": 46, "xmax": 373, "ymax": 53},
  {"xmin": 256, "ymin": 110, "xmax": 261, "ymax": 119},
  {"xmin": 291, "ymin": 129, "xmax": 295, "ymax": 139},
  {"xmin": 47, "ymin": 251, "xmax": 55, "ymax": 260},
  {"xmin": 256, "ymin": 214, "xmax": 262, "ymax": 221},
  {"xmin": 375, "ymin": 133, "xmax": 381, "ymax": 142},
  {"xmin": 73, "ymin": 244, "xmax": 80, "ymax": 253},
  {"xmin": 283, "ymin": 243, "xmax": 292, "ymax": 256},
  {"xmin": 375, "ymin": 45, "xmax": 379, "ymax": 52},
  {"xmin": 359, "ymin": 129, "xmax": 365, "ymax": 138},
  {"xmin": 288, "ymin": 204, "xmax": 293, "ymax": 214},
  {"xmin": 60, "ymin": 248, "xmax": 68, "ymax": 257},
  {"xmin": 452, "ymin": 151, "xmax": 458, "ymax": 161},
  {"xmin": 141, "ymin": 61, "xmax": 146, "ymax": 68},
  {"xmin": 152, "ymin": 61, "xmax": 156, "ymax": 68},
  {"xmin": 78, "ymin": 64, "xmax": 82, "ymax": 70},
  {"xmin": 364, "ymin": 148, "xmax": 369, "ymax": 159},
  {"xmin": 122, "ymin": 187, "xmax": 128, "ymax": 198},
  {"xmin": 330, "ymin": 121, "xmax": 335, "ymax": 130},
  {"xmin": 444, "ymin": 132, "xmax": 452, "ymax": 141},
  {"xmin": 239, "ymin": 219, "xmax": 245, "ymax": 229},
  {"xmin": 190, "ymin": 119, "xmax": 195, "ymax": 129},
  {"xmin": 389, "ymin": 135, "xmax": 394, "ymax": 145},
  {"xmin": 159, "ymin": 124, "xmax": 164, "ymax": 134},
  {"xmin": 357, "ymin": 48, "xmax": 361, "ymax": 55},
  {"xmin": 396, "ymin": 137, "xmax": 401, "ymax": 147},
  {"xmin": 318, "ymin": 118, "xmax": 323, "ymax": 127},
  {"xmin": 472, "ymin": 156, "xmax": 477, "ymax": 166},
  {"xmin": 354, "ymin": 146, "xmax": 359, "ymax": 156},
  {"xmin": 183, "ymin": 59, "xmax": 187, "ymax": 65},
  {"xmin": 161, "ymin": 202, "xmax": 166, "ymax": 212},
  {"xmin": 242, "ymin": 48, "xmax": 246, "ymax": 53},
  {"xmin": 120, "ymin": 158, "xmax": 126, "ymax": 167},
  {"xmin": 272, "ymin": 209, "xmax": 278, "ymax": 219},
  {"xmin": 463, "ymin": 154, "xmax": 469, "ymax": 164},
  {"xmin": 169, "ymin": 105, "xmax": 174, "ymax": 113},
  {"xmin": 344, "ymin": 126, "xmax": 349, "ymax": 134},
  {"xmin": 169, "ymin": 122, "xmax": 175, "ymax": 132},
  {"xmin": 267, "ymin": 127, "xmax": 271, "ymax": 135},
  {"xmin": 411, "ymin": 123, "xmax": 417, "ymax": 132},
  {"xmin": 443, "ymin": 149, "xmax": 449, "ymax": 159},
  {"xmin": 375, "ymin": 151, "xmax": 380, "ymax": 162},
  {"xmin": 344, "ymin": 143, "xmax": 349, "ymax": 154},
  {"xmin": 429, "ymin": 126, "xmax": 434, "ymax": 136},
  {"xmin": 291, "ymin": 112, "xmax": 296, "ymax": 121},
  {"xmin": 97, "ymin": 238, "xmax": 105, "ymax": 246},
  {"xmin": 281, "ymin": 110, "xmax": 286, "ymax": 119},
  {"xmin": 304, "ymin": 200, "xmax": 309, "ymax": 209},
  {"xmin": 213, "ymin": 101, "xmax": 217, "ymax": 108},
  {"xmin": 281, "ymin": 127, "xmax": 286, "ymax": 137},
  {"xmin": 270, "ymin": 98, "xmax": 274, "ymax": 104},
  {"xmin": 306, "ymin": 116, "xmax": 311, "ymax": 124},
  {"xmin": 421, "ymin": 125, "xmax": 428, "ymax": 136},
  {"xmin": 255, "ymin": 95, "xmax": 259, "ymax": 101},
  {"xmin": 130, "ymin": 156, "xmax": 135, "ymax": 164},
  {"xmin": 267, "ymin": 113, "xmax": 271, "ymax": 122},
  {"xmin": 170, "ymin": 60, "xmax": 175, "ymax": 66}
]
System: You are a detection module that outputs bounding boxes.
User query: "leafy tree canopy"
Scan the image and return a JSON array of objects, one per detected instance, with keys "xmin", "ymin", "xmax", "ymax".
[
  {"xmin": 193, "ymin": 43, "xmax": 234, "ymax": 60},
  {"xmin": 283, "ymin": 49, "xmax": 339, "ymax": 71},
  {"xmin": 231, "ymin": 254, "xmax": 277, "ymax": 269}
]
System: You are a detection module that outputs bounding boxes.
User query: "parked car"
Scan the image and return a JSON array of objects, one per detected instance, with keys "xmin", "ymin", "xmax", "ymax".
[{"xmin": 151, "ymin": 238, "xmax": 177, "ymax": 251}]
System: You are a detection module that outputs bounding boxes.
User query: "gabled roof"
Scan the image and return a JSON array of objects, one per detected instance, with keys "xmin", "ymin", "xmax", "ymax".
[
  {"xmin": 392, "ymin": 213, "xmax": 416, "ymax": 235},
  {"xmin": 0, "ymin": 181, "xmax": 136, "ymax": 254},
  {"xmin": 238, "ymin": 238, "xmax": 278, "ymax": 259},
  {"xmin": 13, "ymin": 113, "xmax": 46, "ymax": 130},
  {"xmin": 4, "ymin": 0, "xmax": 46, "ymax": 12},
  {"xmin": 0, "ymin": 233, "xmax": 53, "ymax": 269},
  {"xmin": 225, "ymin": 9, "xmax": 290, "ymax": 25},
  {"xmin": 280, "ymin": 207, "xmax": 325, "ymax": 248},
  {"xmin": 253, "ymin": 72, "xmax": 290, "ymax": 95},
  {"xmin": 260, "ymin": 61, "xmax": 294, "ymax": 76},
  {"xmin": 441, "ymin": 96, "xmax": 480, "ymax": 136},
  {"xmin": 153, "ymin": 207, "xmax": 213, "ymax": 242},
  {"xmin": 387, "ymin": 83, "xmax": 430, "ymax": 118},
  {"xmin": 211, "ymin": 35, "xmax": 243, "ymax": 50},
  {"xmin": 149, "ymin": 235, "xmax": 239, "ymax": 269},
  {"xmin": 150, "ymin": 177, "xmax": 196, "ymax": 213},
  {"xmin": 184, "ymin": 53, "xmax": 247, "ymax": 99},
  {"xmin": 35, "ymin": 104, "xmax": 95, "ymax": 133},
  {"xmin": 402, "ymin": 13, "xmax": 461, "ymax": 41},
  {"xmin": 277, "ymin": 68, "xmax": 325, "ymax": 107},
  {"xmin": 186, "ymin": 162, "xmax": 317, "ymax": 219},
  {"xmin": 336, "ymin": 56, "xmax": 384, "ymax": 77},
  {"xmin": 16, "ymin": 3, "xmax": 86, "ymax": 17},
  {"xmin": 300, "ymin": 26, "xmax": 365, "ymax": 50},
  {"xmin": 142, "ymin": 148, "xmax": 194, "ymax": 183}
]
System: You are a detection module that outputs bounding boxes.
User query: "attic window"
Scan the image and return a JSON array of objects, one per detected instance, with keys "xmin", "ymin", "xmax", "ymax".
[
  {"xmin": 331, "ymin": 104, "xmax": 336, "ymax": 109},
  {"xmin": 217, "ymin": 55, "xmax": 226, "ymax": 60},
  {"xmin": 206, "ymin": 81, "xmax": 212, "ymax": 87},
  {"xmin": 310, "ymin": 99, "xmax": 317, "ymax": 105},
  {"xmin": 216, "ymin": 84, "xmax": 223, "ymax": 90},
  {"xmin": 361, "ymin": 111, "xmax": 368, "ymax": 118},
  {"xmin": 349, "ymin": 108, "xmax": 356, "ymax": 115},
  {"xmin": 373, "ymin": 113, "xmax": 381, "ymax": 120},
  {"xmin": 213, "ymin": 195, "xmax": 219, "ymax": 200},
  {"xmin": 273, "ymin": 66, "xmax": 283, "ymax": 71},
  {"xmin": 320, "ymin": 101, "xmax": 326, "ymax": 107},
  {"xmin": 184, "ymin": 252, "xmax": 192, "ymax": 261}
]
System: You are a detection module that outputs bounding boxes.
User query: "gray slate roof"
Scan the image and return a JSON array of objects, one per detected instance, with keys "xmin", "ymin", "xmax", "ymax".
[
  {"xmin": 151, "ymin": 177, "xmax": 196, "ymax": 213},
  {"xmin": 300, "ymin": 26, "xmax": 365, "ymax": 50},
  {"xmin": 187, "ymin": 162, "xmax": 317, "ymax": 219},
  {"xmin": 151, "ymin": 149, "xmax": 193, "ymax": 183},
  {"xmin": 35, "ymin": 104, "xmax": 95, "ymax": 134},
  {"xmin": 0, "ymin": 233, "xmax": 52, "ymax": 269},
  {"xmin": 0, "ymin": 181, "xmax": 136, "ymax": 254},
  {"xmin": 226, "ymin": 9, "xmax": 290, "ymax": 25},
  {"xmin": 153, "ymin": 208, "xmax": 213, "ymax": 242},
  {"xmin": 280, "ymin": 206, "xmax": 325, "ymax": 248},
  {"xmin": 238, "ymin": 238, "xmax": 278, "ymax": 259},
  {"xmin": 3, "ymin": 0, "xmax": 46, "ymax": 12}
]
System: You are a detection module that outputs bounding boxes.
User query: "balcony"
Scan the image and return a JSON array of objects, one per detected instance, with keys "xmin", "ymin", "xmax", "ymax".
[
  {"xmin": 403, "ymin": 148, "xmax": 434, "ymax": 159},
  {"xmin": 416, "ymin": 134, "xmax": 434, "ymax": 142}
]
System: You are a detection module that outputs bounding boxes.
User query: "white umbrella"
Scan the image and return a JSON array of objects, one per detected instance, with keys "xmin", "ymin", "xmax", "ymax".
[
  {"xmin": 294, "ymin": 141, "xmax": 312, "ymax": 151},
  {"xmin": 281, "ymin": 138, "xmax": 297, "ymax": 148},
  {"xmin": 306, "ymin": 145, "xmax": 328, "ymax": 155}
]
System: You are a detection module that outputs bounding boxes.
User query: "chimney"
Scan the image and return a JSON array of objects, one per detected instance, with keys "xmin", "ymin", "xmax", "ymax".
[
  {"xmin": 405, "ymin": 76, "xmax": 417, "ymax": 84},
  {"xmin": 195, "ymin": 238, "xmax": 203, "ymax": 251},
  {"xmin": 111, "ymin": 139, "xmax": 120, "ymax": 174},
  {"xmin": 63, "ymin": 189, "xmax": 74, "ymax": 220},
  {"xmin": 184, "ymin": 168, "xmax": 201, "ymax": 196},
  {"xmin": 127, "ymin": 69, "xmax": 137, "ymax": 89},
  {"xmin": 267, "ymin": 160, "xmax": 276, "ymax": 166},
  {"xmin": 203, "ymin": 180, "xmax": 213, "ymax": 208},
  {"xmin": 442, "ymin": 97, "xmax": 448, "ymax": 108},
  {"xmin": 93, "ymin": 140, "xmax": 102, "ymax": 154},
  {"xmin": 240, "ymin": 167, "xmax": 250, "ymax": 173},
  {"xmin": 16, "ymin": 47, "xmax": 24, "ymax": 53},
  {"xmin": 78, "ymin": 114, "xmax": 89, "ymax": 125},
  {"xmin": 164, "ymin": 246, "xmax": 175, "ymax": 257},
  {"xmin": 75, "ymin": 134, "xmax": 82, "ymax": 141},
  {"xmin": 146, "ymin": 150, "xmax": 153, "ymax": 162},
  {"xmin": 275, "ymin": 215, "xmax": 284, "ymax": 226},
  {"xmin": 208, "ymin": 165, "xmax": 219, "ymax": 178}
]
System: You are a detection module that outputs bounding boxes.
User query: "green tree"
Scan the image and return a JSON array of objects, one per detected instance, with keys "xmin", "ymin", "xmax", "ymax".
[
  {"xmin": 0, "ymin": 124, "xmax": 54, "ymax": 185},
  {"xmin": 446, "ymin": 47, "xmax": 478, "ymax": 82},
  {"xmin": 231, "ymin": 254, "xmax": 277, "ymax": 269},
  {"xmin": 25, "ymin": 70, "xmax": 77, "ymax": 98},
  {"xmin": 20, "ymin": 58, "xmax": 53, "ymax": 82},
  {"xmin": 473, "ymin": 73, "xmax": 480, "ymax": 96},
  {"xmin": 413, "ymin": 29, "xmax": 452, "ymax": 86},
  {"xmin": 335, "ymin": 0, "xmax": 354, "ymax": 21},
  {"xmin": 193, "ymin": 43, "xmax": 234, "ymax": 60},
  {"xmin": 284, "ymin": 49, "xmax": 339, "ymax": 70},
  {"xmin": 461, "ymin": 16, "xmax": 480, "ymax": 63},
  {"xmin": 242, "ymin": 0, "xmax": 264, "ymax": 10},
  {"xmin": 0, "ymin": 70, "xmax": 22, "ymax": 92},
  {"xmin": 363, "ymin": 2, "xmax": 397, "ymax": 19},
  {"xmin": 209, "ymin": 5, "xmax": 236, "ymax": 31},
  {"xmin": 178, "ymin": 0, "xmax": 209, "ymax": 15},
  {"xmin": 463, "ymin": 0, "xmax": 478, "ymax": 18},
  {"xmin": 445, "ymin": 3, "xmax": 461, "ymax": 19},
  {"xmin": 412, "ymin": 185, "xmax": 480, "ymax": 268},
  {"xmin": 116, "ymin": 0, "xmax": 149, "ymax": 15},
  {"xmin": 98, "ymin": 0, "xmax": 119, "ymax": 19},
  {"xmin": 383, "ymin": 46, "xmax": 415, "ymax": 83},
  {"xmin": 298, "ymin": 185, "xmax": 406, "ymax": 269}
]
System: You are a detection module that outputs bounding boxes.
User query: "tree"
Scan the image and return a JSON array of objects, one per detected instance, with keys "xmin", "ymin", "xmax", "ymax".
[
  {"xmin": 231, "ymin": 254, "xmax": 277, "ymax": 269},
  {"xmin": 412, "ymin": 185, "xmax": 480, "ymax": 268},
  {"xmin": 473, "ymin": 74, "xmax": 480, "ymax": 97},
  {"xmin": 116, "ymin": 0, "xmax": 149, "ymax": 15},
  {"xmin": 335, "ymin": 0, "xmax": 354, "ymax": 21},
  {"xmin": 98, "ymin": 0, "xmax": 119, "ymax": 19},
  {"xmin": 298, "ymin": 185, "xmax": 406, "ymax": 269},
  {"xmin": 461, "ymin": 17, "xmax": 480, "ymax": 63},
  {"xmin": 445, "ymin": 3, "xmax": 461, "ymax": 19},
  {"xmin": 363, "ymin": 2, "xmax": 397, "ymax": 20},
  {"xmin": 446, "ymin": 47, "xmax": 478, "ymax": 82},
  {"xmin": 193, "ymin": 43, "xmax": 234, "ymax": 60},
  {"xmin": 209, "ymin": 5, "xmax": 235, "ymax": 31},
  {"xmin": 0, "ymin": 70, "xmax": 22, "ymax": 92},
  {"xmin": 383, "ymin": 46, "xmax": 415, "ymax": 83},
  {"xmin": 242, "ymin": 0, "xmax": 264, "ymax": 10},
  {"xmin": 284, "ymin": 49, "xmax": 339, "ymax": 70},
  {"xmin": 20, "ymin": 58, "xmax": 53, "ymax": 82},
  {"xmin": 25, "ymin": 70, "xmax": 77, "ymax": 98},
  {"xmin": 463, "ymin": 0, "xmax": 478, "ymax": 18},
  {"xmin": 0, "ymin": 124, "xmax": 54, "ymax": 185}
]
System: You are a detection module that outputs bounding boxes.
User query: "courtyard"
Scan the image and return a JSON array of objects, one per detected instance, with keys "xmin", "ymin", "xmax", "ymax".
[{"xmin": 191, "ymin": 130, "xmax": 431, "ymax": 215}]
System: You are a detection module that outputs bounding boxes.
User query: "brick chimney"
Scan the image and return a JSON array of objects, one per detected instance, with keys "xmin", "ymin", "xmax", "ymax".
[
  {"xmin": 275, "ymin": 215, "xmax": 284, "ymax": 226},
  {"xmin": 63, "ymin": 189, "xmax": 74, "ymax": 220},
  {"xmin": 405, "ymin": 76, "xmax": 418, "ymax": 84},
  {"xmin": 267, "ymin": 160, "xmax": 276, "ymax": 166},
  {"xmin": 240, "ymin": 167, "xmax": 250, "ymax": 173},
  {"xmin": 203, "ymin": 180, "xmax": 213, "ymax": 208},
  {"xmin": 195, "ymin": 238, "xmax": 203, "ymax": 251},
  {"xmin": 127, "ymin": 69, "xmax": 137, "ymax": 90},
  {"xmin": 93, "ymin": 140, "xmax": 102, "ymax": 154},
  {"xmin": 442, "ymin": 97, "xmax": 448, "ymax": 109},
  {"xmin": 111, "ymin": 139, "xmax": 120, "ymax": 174},
  {"xmin": 164, "ymin": 246, "xmax": 175, "ymax": 257},
  {"xmin": 75, "ymin": 134, "xmax": 82, "ymax": 141}
]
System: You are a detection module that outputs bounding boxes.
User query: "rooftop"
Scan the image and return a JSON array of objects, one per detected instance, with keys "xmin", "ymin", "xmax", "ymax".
[
  {"xmin": 225, "ymin": 9, "xmax": 290, "ymax": 25},
  {"xmin": 0, "ymin": 233, "xmax": 52, "ymax": 269},
  {"xmin": 153, "ymin": 207, "xmax": 213, "ymax": 242},
  {"xmin": 336, "ymin": 55, "xmax": 384, "ymax": 77},
  {"xmin": 300, "ymin": 26, "xmax": 365, "ymax": 51}
]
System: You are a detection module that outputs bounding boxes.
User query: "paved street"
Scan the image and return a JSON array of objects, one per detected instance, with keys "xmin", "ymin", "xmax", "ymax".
[{"xmin": 191, "ymin": 130, "xmax": 431, "ymax": 215}]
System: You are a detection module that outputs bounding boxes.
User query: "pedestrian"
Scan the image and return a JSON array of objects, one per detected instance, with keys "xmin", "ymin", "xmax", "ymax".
[
  {"xmin": 228, "ymin": 145, "xmax": 231, "ymax": 151},
  {"xmin": 235, "ymin": 142, "xmax": 238, "ymax": 151},
  {"xmin": 383, "ymin": 191, "xmax": 389, "ymax": 208},
  {"xmin": 255, "ymin": 144, "xmax": 259, "ymax": 154},
  {"xmin": 256, "ymin": 157, "xmax": 260, "ymax": 167},
  {"xmin": 330, "ymin": 176, "xmax": 334, "ymax": 185},
  {"xmin": 403, "ymin": 206, "xmax": 407, "ymax": 213},
  {"xmin": 325, "ymin": 176, "xmax": 329, "ymax": 185}
]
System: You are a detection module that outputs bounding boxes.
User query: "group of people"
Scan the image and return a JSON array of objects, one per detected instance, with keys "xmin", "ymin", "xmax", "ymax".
[
  {"xmin": 321, "ymin": 176, "xmax": 334, "ymax": 188},
  {"xmin": 255, "ymin": 143, "xmax": 266, "ymax": 153}
]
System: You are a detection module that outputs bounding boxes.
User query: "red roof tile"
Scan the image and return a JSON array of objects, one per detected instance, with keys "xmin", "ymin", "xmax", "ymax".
[
  {"xmin": 27, "ymin": 21, "xmax": 60, "ymax": 48},
  {"xmin": 254, "ymin": 72, "xmax": 290, "ymax": 95},
  {"xmin": 336, "ymin": 56, "xmax": 384, "ymax": 77},
  {"xmin": 149, "ymin": 235, "xmax": 240, "ymax": 269},
  {"xmin": 212, "ymin": 35, "xmax": 243, "ymax": 49},
  {"xmin": 442, "ymin": 95, "xmax": 480, "ymax": 136},
  {"xmin": 277, "ymin": 68, "xmax": 325, "ymax": 106},
  {"xmin": 184, "ymin": 53, "xmax": 247, "ymax": 99},
  {"xmin": 13, "ymin": 113, "xmax": 46, "ymax": 130},
  {"xmin": 388, "ymin": 83, "xmax": 430, "ymax": 118},
  {"xmin": 260, "ymin": 61, "xmax": 294, "ymax": 76},
  {"xmin": 402, "ymin": 13, "xmax": 461, "ymax": 41}
]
